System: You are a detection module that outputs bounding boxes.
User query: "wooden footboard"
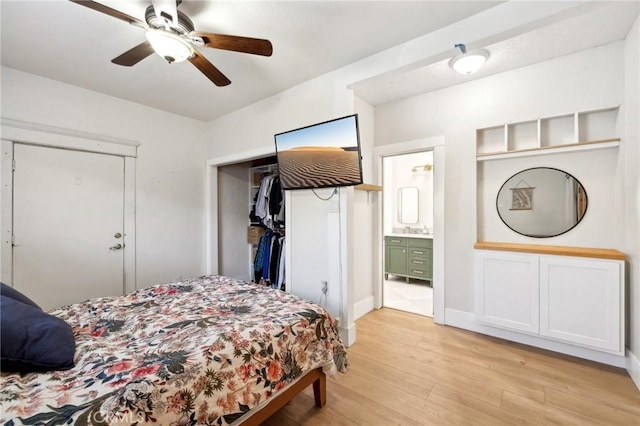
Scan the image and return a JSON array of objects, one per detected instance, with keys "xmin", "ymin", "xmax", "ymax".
[{"xmin": 241, "ymin": 367, "xmax": 326, "ymax": 425}]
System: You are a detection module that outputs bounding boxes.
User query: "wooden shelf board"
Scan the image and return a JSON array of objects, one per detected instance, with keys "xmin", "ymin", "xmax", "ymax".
[
  {"xmin": 474, "ymin": 241, "xmax": 626, "ymax": 261},
  {"xmin": 476, "ymin": 138, "xmax": 620, "ymax": 161},
  {"xmin": 355, "ymin": 183, "xmax": 382, "ymax": 192}
]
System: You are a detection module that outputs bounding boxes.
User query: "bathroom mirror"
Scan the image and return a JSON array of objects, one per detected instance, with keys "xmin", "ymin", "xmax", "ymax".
[
  {"xmin": 496, "ymin": 167, "xmax": 587, "ymax": 238},
  {"xmin": 398, "ymin": 187, "xmax": 419, "ymax": 224}
]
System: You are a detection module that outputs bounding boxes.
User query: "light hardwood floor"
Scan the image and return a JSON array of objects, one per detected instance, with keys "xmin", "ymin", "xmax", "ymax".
[{"xmin": 263, "ymin": 308, "xmax": 640, "ymax": 425}]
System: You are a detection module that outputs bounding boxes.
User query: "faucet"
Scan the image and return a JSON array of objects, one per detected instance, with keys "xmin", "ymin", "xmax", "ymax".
[{"xmin": 404, "ymin": 226, "xmax": 411, "ymax": 233}]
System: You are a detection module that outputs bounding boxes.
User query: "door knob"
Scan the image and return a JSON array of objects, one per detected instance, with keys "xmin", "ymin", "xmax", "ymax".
[{"xmin": 109, "ymin": 243, "xmax": 123, "ymax": 250}]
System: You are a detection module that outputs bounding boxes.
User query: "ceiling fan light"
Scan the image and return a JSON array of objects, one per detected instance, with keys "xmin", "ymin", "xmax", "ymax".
[
  {"xmin": 449, "ymin": 49, "xmax": 489, "ymax": 75},
  {"xmin": 145, "ymin": 30, "xmax": 193, "ymax": 63}
]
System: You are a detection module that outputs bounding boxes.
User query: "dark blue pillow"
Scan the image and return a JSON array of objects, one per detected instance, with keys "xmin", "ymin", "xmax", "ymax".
[
  {"xmin": 0, "ymin": 282, "xmax": 41, "ymax": 310},
  {"xmin": 1, "ymin": 295, "xmax": 76, "ymax": 373}
]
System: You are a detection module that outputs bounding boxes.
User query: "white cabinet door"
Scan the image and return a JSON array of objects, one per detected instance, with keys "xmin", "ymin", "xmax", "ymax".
[
  {"xmin": 539, "ymin": 256, "xmax": 622, "ymax": 353},
  {"xmin": 476, "ymin": 251, "xmax": 539, "ymax": 333}
]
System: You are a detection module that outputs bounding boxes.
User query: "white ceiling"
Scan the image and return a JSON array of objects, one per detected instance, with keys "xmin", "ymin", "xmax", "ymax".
[
  {"xmin": 353, "ymin": 1, "xmax": 640, "ymax": 105},
  {"xmin": 1, "ymin": 1, "xmax": 638, "ymax": 122}
]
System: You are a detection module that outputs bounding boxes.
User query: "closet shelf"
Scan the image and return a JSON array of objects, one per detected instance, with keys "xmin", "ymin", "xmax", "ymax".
[{"xmin": 476, "ymin": 138, "xmax": 620, "ymax": 161}]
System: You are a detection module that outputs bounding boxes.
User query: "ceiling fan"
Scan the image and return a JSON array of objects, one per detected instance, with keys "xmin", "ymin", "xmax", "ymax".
[{"xmin": 69, "ymin": 0, "xmax": 273, "ymax": 87}]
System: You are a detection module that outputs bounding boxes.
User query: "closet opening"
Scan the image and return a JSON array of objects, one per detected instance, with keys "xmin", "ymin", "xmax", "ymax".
[{"xmin": 216, "ymin": 156, "xmax": 286, "ymax": 289}]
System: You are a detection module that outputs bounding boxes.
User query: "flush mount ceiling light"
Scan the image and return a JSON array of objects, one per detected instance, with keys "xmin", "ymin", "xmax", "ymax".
[
  {"xmin": 145, "ymin": 30, "xmax": 193, "ymax": 64},
  {"xmin": 449, "ymin": 43, "xmax": 489, "ymax": 75}
]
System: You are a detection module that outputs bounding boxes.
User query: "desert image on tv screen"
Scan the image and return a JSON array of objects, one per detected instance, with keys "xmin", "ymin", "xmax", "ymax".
[{"xmin": 276, "ymin": 116, "xmax": 362, "ymax": 189}]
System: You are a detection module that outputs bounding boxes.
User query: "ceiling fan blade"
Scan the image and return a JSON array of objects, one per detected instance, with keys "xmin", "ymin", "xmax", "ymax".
[
  {"xmin": 190, "ymin": 32, "xmax": 273, "ymax": 57},
  {"xmin": 188, "ymin": 49, "xmax": 231, "ymax": 87},
  {"xmin": 151, "ymin": 0, "xmax": 178, "ymax": 27},
  {"xmin": 69, "ymin": 0, "xmax": 144, "ymax": 26},
  {"xmin": 111, "ymin": 41, "xmax": 155, "ymax": 66}
]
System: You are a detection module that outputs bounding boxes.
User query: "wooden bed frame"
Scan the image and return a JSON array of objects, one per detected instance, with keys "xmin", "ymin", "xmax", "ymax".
[{"xmin": 241, "ymin": 367, "xmax": 326, "ymax": 425}]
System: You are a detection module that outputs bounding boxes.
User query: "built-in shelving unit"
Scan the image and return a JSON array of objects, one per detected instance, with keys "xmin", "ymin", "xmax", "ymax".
[{"xmin": 476, "ymin": 106, "xmax": 620, "ymax": 161}]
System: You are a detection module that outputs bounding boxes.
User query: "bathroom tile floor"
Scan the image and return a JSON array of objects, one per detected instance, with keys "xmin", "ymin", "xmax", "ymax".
[{"xmin": 383, "ymin": 275, "xmax": 433, "ymax": 317}]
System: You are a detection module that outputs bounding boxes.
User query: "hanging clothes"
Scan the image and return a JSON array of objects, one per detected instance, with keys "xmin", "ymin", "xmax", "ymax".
[
  {"xmin": 251, "ymin": 173, "xmax": 285, "ymax": 231},
  {"xmin": 253, "ymin": 231, "xmax": 270, "ymax": 283},
  {"xmin": 255, "ymin": 175, "xmax": 273, "ymax": 225},
  {"xmin": 251, "ymin": 170, "xmax": 286, "ymax": 286},
  {"xmin": 268, "ymin": 237, "xmax": 281, "ymax": 285},
  {"xmin": 268, "ymin": 176, "xmax": 285, "ymax": 229},
  {"xmin": 276, "ymin": 237, "xmax": 286, "ymax": 291},
  {"xmin": 253, "ymin": 230, "xmax": 285, "ymax": 288}
]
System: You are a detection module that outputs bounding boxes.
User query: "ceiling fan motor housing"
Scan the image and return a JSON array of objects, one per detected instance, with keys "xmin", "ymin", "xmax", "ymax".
[{"xmin": 144, "ymin": 5, "xmax": 194, "ymax": 36}]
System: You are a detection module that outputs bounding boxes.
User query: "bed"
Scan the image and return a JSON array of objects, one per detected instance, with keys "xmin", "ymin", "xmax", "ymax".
[{"xmin": 0, "ymin": 275, "xmax": 348, "ymax": 425}]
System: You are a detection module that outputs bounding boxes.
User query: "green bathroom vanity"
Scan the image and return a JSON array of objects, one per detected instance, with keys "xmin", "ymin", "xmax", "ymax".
[{"xmin": 384, "ymin": 235, "xmax": 433, "ymax": 283}]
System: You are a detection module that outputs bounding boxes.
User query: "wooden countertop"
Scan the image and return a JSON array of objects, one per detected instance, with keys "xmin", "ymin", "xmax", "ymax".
[{"xmin": 474, "ymin": 241, "xmax": 626, "ymax": 261}]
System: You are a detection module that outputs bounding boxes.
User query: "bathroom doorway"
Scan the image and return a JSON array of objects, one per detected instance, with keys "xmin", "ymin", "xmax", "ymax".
[{"xmin": 382, "ymin": 151, "xmax": 434, "ymax": 317}]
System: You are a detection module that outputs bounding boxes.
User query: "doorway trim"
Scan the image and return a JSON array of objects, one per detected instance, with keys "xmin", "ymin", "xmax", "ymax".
[
  {"xmin": 1, "ymin": 119, "xmax": 138, "ymax": 294},
  {"xmin": 373, "ymin": 136, "xmax": 445, "ymax": 323},
  {"xmin": 205, "ymin": 146, "xmax": 280, "ymax": 276}
]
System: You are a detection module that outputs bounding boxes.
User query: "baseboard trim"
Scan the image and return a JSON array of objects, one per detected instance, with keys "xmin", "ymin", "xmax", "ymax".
[
  {"xmin": 626, "ymin": 348, "xmax": 640, "ymax": 391},
  {"xmin": 444, "ymin": 308, "xmax": 626, "ymax": 368},
  {"xmin": 339, "ymin": 321, "xmax": 356, "ymax": 348},
  {"xmin": 354, "ymin": 295, "xmax": 374, "ymax": 321}
]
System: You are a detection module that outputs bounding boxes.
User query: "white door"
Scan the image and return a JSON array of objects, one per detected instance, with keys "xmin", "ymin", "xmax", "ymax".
[{"xmin": 13, "ymin": 144, "xmax": 125, "ymax": 311}]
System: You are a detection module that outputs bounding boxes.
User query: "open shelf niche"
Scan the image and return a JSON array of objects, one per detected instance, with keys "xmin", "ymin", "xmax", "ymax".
[{"xmin": 476, "ymin": 106, "xmax": 620, "ymax": 161}]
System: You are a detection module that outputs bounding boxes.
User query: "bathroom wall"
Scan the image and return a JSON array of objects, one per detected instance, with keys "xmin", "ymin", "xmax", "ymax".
[{"xmin": 382, "ymin": 151, "xmax": 434, "ymax": 235}]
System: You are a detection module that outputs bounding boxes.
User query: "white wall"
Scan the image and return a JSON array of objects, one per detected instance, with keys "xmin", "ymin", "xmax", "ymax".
[
  {"xmin": 623, "ymin": 16, "xmax": 640, "ymax": 386},
  {"xmin": 0, "ymin": 67, "xmax": 208, "ymax": 288},
  {"xmin": 375, "ymin": 42, "xmax": 627, "ymax": 314},
  {"xmin": 352, "ymin": 96, "xmax": 376, "ymax": 317},
  {"xmin": 206, "ymin": 74, "xmax": 347, "ymax": 160},
  {"xmin": 352, "ymin": 189, "xmax": 374, "ymax": 309}
]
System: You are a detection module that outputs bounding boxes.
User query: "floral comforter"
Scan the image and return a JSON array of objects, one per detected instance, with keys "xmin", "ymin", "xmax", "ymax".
[{"xmin": 0, "ymin": 275, "xmax": 348, "ymax": 425}]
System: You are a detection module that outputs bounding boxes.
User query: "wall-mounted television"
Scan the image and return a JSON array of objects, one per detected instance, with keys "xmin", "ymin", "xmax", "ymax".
[{"xmin": 274, "ymin": 114, "xmax": 363, "ymax": 190}]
